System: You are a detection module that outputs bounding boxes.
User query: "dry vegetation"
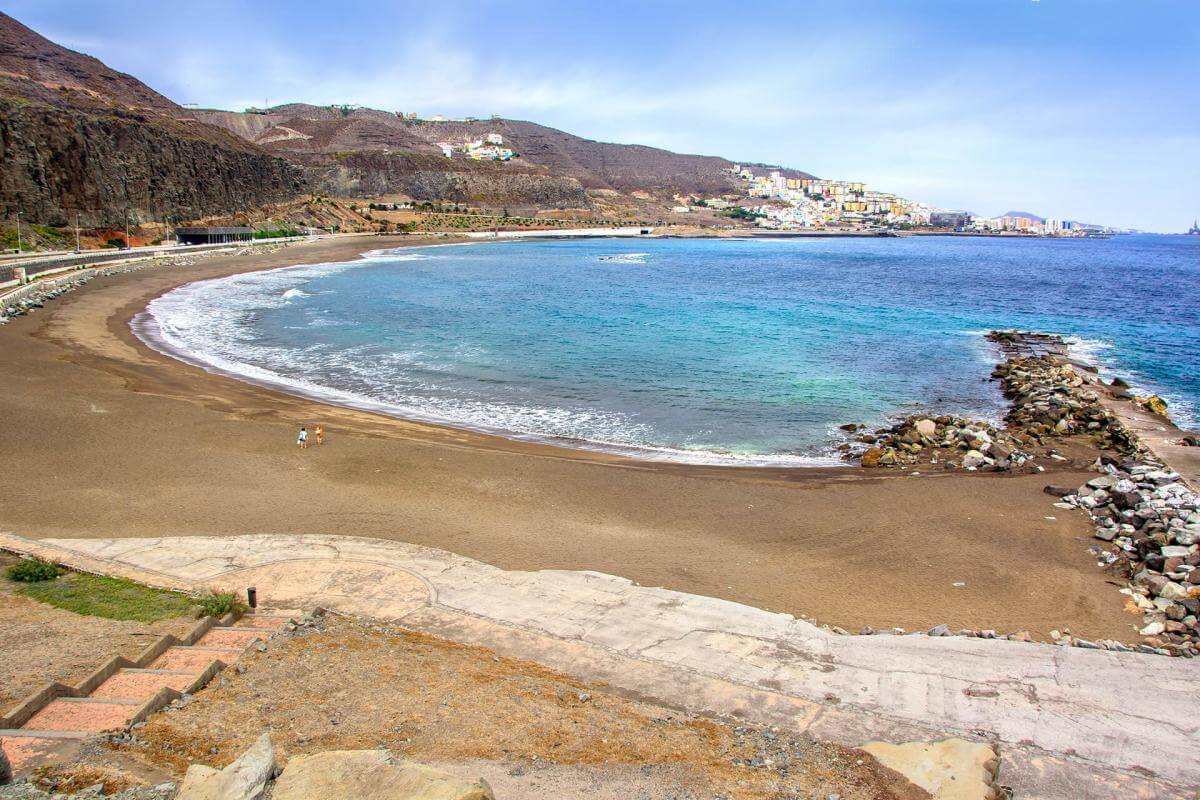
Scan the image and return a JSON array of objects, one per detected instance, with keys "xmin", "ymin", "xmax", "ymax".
[{"xmin": 110, "ymin": 616, "xmax": 924, "ymax": 800}]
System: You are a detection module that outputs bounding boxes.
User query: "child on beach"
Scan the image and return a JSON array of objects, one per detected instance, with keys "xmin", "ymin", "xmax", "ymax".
[
  {"xmin": 315, "ymin": 425, "xmax": 324, "ymax": 445},
  {"xmin": 297, "ymin": 427, "xmax": 308, "ymax": 449}
]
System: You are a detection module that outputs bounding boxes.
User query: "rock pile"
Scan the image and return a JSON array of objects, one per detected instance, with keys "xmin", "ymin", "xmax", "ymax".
[
  {"xmin": 991, "ymin": 352, "xmax": 1138, "ymax": 455},
  {"xmin": 851, "ymin": 331, "xmax": 1141, "ymax": 469},
  {"xmin": 853, "ymin": 415, "xmax": 1033, "ymax": 472},
  {"xmin": 1051, "ymin": 459, "xmax": 1200, "ymax": 657}
]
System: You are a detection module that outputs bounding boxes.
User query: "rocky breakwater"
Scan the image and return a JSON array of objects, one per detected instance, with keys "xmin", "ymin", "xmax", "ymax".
[
  {"xmin": 0, "ymin": 247, "xmax": 283, "ymax": 327},
  {"xmin": 0, "ymin": 274, "xmax": 98, "ymax": 325},
  {"xmin": 1048, "ymin": 461, "xmax": 1200, "ymax": 657},
  {"xmin": 850, "ymin": 331, "xmax": 1140, "ymax": 472}
]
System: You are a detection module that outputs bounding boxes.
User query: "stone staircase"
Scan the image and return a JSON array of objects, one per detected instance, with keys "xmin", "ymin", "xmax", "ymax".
[{"xmin": 0, "ymin": 610, "xmax": 297, "ymax": 775}]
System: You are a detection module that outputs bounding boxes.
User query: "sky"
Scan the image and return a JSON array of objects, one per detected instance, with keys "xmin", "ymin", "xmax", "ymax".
[{"xmin": 8, "ymin": 0, "xmax": 1199, "ymax": 232}]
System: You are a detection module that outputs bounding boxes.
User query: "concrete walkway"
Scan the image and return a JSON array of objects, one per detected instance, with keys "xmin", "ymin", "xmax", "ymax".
[{"xmin": 3, "ymin": 532, "xmax": 1197, "ymax": 799}]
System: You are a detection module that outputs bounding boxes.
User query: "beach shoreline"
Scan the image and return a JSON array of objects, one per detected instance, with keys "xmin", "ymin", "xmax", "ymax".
[{"xmin": 0, "ymin": 233, "xmax": 1154, "ymax": 642}]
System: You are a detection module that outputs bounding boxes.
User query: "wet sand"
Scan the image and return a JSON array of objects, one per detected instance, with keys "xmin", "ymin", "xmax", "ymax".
[{"xmin": 0, "ymin": 236, "xmax": 1138, "ymax": 640}]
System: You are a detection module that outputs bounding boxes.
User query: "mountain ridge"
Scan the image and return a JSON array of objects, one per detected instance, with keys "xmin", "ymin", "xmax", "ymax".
[{"xmin": 0, "ymin": 12, "xmax": 814, "ymax": 225}]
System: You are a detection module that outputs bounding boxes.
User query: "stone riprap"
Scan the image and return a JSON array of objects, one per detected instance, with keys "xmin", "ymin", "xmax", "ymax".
[
  {"xmin": 0, "ymin": 249, "xmax": 272, "ymax": 327},
  {"xmin": 851, "ymin": 331, "xmax": 1142, "ymax": 471},
  {"xmin": 3, "ymin": 533, "xmax": 1198, "ymax": 799},
  {"xmin": 1051, "ymin": 459, "xmax": 1200, "ymax": 656}
]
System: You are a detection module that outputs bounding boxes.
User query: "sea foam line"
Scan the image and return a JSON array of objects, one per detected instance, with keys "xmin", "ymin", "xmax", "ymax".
[{"xmin": 135, "ymin": 244, "xmax": 843, "ymax": 468}]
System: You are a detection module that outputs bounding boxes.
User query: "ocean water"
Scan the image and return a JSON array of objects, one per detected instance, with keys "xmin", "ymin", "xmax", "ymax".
[{"xmin": 141, "ymin": 235, "xmax": 1200, "ymax": 466}]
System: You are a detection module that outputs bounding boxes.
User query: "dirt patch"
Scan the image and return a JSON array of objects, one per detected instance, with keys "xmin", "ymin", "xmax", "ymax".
[
  {"xmin": 0, "ymin": 554, "xmax": 197, "ymax": 710},
  {"xmin": 105, "ymin": 616, "xmax": 926, "ymax": 800}
]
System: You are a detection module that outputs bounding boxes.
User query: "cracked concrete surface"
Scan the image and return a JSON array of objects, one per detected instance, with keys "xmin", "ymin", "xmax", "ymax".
[{"xmin": 2, "ymin": 531, "xmax": 1197, "ymax": 799}]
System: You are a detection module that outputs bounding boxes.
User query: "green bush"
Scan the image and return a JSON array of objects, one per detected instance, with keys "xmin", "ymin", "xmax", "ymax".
[
  {"xmin": 7, "ymin": 557, "xmax": 63, "ymax": 582},
  {"xmin": 196, "ymin": 590, "xmax": 248, "ymax": 618}
]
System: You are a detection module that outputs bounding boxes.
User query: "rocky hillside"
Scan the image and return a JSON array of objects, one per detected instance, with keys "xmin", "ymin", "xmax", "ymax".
[
  {"xmin": 1, "ymin": 11, "xmax": 814, "ymax": 224},
  {"xmin": 0, "ymin": 12, "xmax": 304, "ymax": 227},
  {"xmin": 197, "ymin": 104, "xmax": 813, "ymax": 204}
]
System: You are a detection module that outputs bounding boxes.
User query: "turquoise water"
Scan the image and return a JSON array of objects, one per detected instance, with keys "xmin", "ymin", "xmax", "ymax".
[{"xmin": 143, "ymin": 235, "xmax": 1200, "ymax": 465}]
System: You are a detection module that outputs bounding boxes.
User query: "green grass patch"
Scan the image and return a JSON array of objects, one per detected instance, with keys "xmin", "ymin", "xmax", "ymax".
[{"xmin": 14, "ymin": 571, "xmax": 198, "ymax": 622}]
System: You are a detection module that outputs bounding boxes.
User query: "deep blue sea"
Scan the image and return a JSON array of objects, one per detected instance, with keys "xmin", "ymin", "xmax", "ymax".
[{"xmin": 144, "ymin": 235, "xmax": 1199, "ymax": 465}]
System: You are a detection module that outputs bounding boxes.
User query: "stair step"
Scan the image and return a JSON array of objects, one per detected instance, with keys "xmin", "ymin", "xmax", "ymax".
[
  {"xmin": 151, "ymin": 646, "xmax": 241, "ymax": 672},
  {"xmin": 0, "ymin": 731, "xmax": 87, "ymax": 774},
  {"xmin": 90, "ymin": 668, "xmax": 198, "ymax": 701},
  {"xmin": 22, "ymin": 698, "xmax": 139, "ymax": 733},
  {"xmin": 197, "ymin": 627, "xmax": 267, "ymax": 648}
]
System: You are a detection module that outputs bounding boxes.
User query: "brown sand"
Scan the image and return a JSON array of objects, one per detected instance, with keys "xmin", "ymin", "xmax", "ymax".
[{"xmin": 0, "ymin": 236, "xmax": 1137, "ymax": 640}]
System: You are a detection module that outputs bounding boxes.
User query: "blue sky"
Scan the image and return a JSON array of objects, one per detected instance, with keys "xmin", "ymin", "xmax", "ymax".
[{"xmin": 8, "ymin": 1, "xmax": 1198, "ymax": 231}]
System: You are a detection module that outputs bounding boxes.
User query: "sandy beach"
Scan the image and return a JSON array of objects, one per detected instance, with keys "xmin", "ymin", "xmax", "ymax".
[{"xmin": 0, "ymin": 236, "xmax": 1139, "ymax": 640}]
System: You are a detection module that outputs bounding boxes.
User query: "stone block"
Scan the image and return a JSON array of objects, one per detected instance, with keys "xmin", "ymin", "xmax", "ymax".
[
  {"xmin": 272, "ymin": 750, "xmax": 493, "ymax": 800},
  {"xmin": 860, "ymin": 738, "xmax": 1001, "ymax": 800}
]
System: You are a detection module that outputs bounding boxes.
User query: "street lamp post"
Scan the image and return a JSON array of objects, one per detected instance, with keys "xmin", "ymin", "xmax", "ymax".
[
  {"xmin": 15, "ymin": 210, "xmax": 21, "ymax": 254},
  {"xmin": 75, "ymin": 212, "xmax": 81, "ymax": 253}
]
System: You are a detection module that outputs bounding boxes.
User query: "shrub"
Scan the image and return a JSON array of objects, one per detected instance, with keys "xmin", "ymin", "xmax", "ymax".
[
  {"xmin": 7, "ymin": 557, "xmax": 63, "ymax": 582},
  {"xmin": 195, "ymin": 590, "xmax": 248, "ymax": 618}
]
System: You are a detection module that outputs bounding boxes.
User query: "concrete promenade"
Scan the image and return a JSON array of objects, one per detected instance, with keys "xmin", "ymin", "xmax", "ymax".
[{"xmin": 2, "ymin": 532, "xmax": 1197, "ymax": 799}]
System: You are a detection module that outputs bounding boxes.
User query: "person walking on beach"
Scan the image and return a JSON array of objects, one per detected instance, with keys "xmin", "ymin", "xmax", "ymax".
[
  {"xmin": 297, "ymin": 427, "xmax": 308, "ymax": 449},
  {"xmin": 314, "ymin": 425, "xmax": 324, "ymax": 445}
]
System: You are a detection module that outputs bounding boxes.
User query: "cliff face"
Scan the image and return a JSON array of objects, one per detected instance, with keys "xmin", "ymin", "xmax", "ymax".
[
  {"xmin": 0, "ymin": 95, "xmax": 306, "ymax": 226},
  {"xmin": 0, "ymin": 12, "xmax": 306, "ymax": 226},
  {"xmin": 304, "ymin": 151, "xmax": 589, "ymax": 209}
]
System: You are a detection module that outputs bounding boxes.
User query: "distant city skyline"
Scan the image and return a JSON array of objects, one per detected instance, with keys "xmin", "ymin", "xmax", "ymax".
[{"xmin": 8, "ymin": 0, "xmax": 1198, "ymax": 232}]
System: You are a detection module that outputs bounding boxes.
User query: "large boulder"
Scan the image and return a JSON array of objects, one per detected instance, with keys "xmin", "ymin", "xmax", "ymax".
[
  {"xmin": 272, "ymin": 751, "xmax": 493, "ymax": 800},
  {"xmin": 961, "ymin": 450, "xmax": 986, "ymax": 469},
  {"xmin": 861, "ymin": 447, "xmax": 885, "ymax": 467},
  {"xmin": 177, "ymin": 733, "xmax": 275, "ymax": 800},
  {"xmin": 0, "ymin": 737, "xmax": 11, "ymax": 785}
]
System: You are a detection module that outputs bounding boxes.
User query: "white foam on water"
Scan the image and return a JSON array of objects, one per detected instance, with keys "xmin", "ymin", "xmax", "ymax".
[
  {"xmin": 135, "ymin": 245, "xmax": 843, "ymax": 468},
  {"xmin": 597, "ymin": 253, "xmax": 649, "ymax": 264}
]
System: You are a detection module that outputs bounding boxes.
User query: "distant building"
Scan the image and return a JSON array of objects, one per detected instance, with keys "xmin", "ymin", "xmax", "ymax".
[
  {"xmin": 176, "ymin": 227, "xmax": 253, "ymax": 245},
  {"xmin": 930, "ymin": 210, "xmax": 973, "ymax": 230},
  {"xmin": 486, "ymin": 133, "xmax": 504, "ymax": 145}
]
